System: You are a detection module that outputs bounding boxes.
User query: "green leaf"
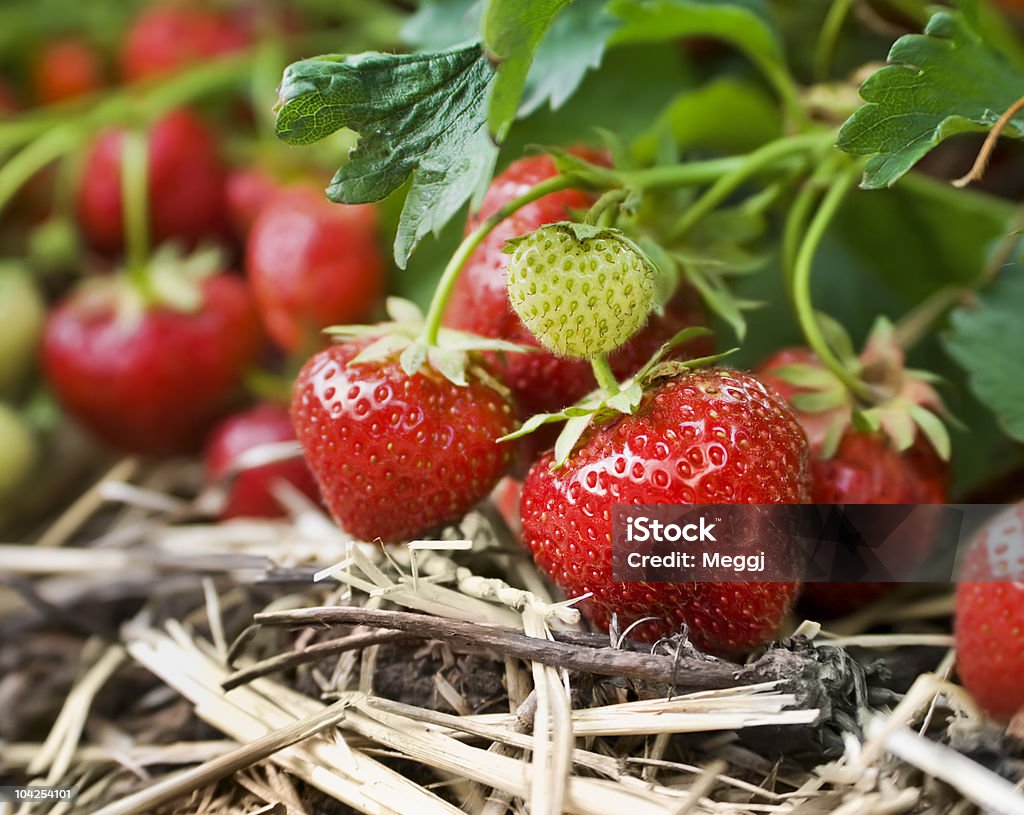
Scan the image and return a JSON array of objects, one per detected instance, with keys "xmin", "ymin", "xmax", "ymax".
[
  {"xmin": 945, "ymin": 270, "xmax": 1024, "ymax": 444},
  {"xmin": 632, "ymin": 78, "xmax": 783, "ymax": 162},
  {"xmin": 407, "ymin": 0, "xmax": 616, "ymax": 138},
  {"xmin": 516, "ymin": 0, "xmax": 619, "ymax": 118},
  {"xmin": 402, "ymin": 0, "xmax": 480, "ymax": 50},
  {"xmin": 837, "ymin": 7, "xmax": 1024, "ymax": 189},
  {"xmin": 483, "ymin": 0, "xmax": 572, "ymax": 140},
  {"xmin": 275, "ymin": 45, "xmax": 498, "ymax": 267},
  {"xmin": 608, "ymin": 0, "xmax": 795, "ymax": 111}
]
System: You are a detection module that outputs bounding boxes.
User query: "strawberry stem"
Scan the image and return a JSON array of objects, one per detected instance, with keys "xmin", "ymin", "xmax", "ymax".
[
  {"xmin": 421, "ymin": 174, "xmax": 580, "ymax": 346},
  {"xmin": 121, "ymin": 128, "xmax": 152, "ymax": 298},
  {"xmin": 591, "ymin": 354, "xmax": 620, "ymax": 397},
  {"xmin": 791, "ymin": 165, "xmax": 873, "ymax": 401},
  {"xmin": 893, "ymin": 285, "xmax": 968, "ymax": 351},
  {"xmin": 0, "ymin": 126, "xmax": 78, "ymax": 216},
  {"xmin": 584, "ymin": 189, "xmax": 627, "ymax": 227},
  {"xmin": 668, "ymin": 131, "xmax": 833, "ymax": 239}
]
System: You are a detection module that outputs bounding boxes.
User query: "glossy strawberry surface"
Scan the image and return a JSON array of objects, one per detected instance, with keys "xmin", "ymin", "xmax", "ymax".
[
  {"xmin": 76, "ymin": 109, "xmax": 228, "ymax": 254},
  {"xmin": 247, "ymin": 185, "xmax": 384, "ymax": 352},
  {"xmin": 521, "ymin": 368, "xmax": 809, "ymax": 656},
  {"xmin": 291, "ymin": 339, "xmax": 516, "ymax": 543},
  {"xmin": 43, "ymin": 274, "xmax": 262, "ymax": 454},
  {"xmin": 955, "ymin": 502, "xmax": 1024, "ymax": 720},
  {"xmin": 204, "ymin": 402, "xmax": 320, "ymax": 520},
  {"xmin": 759, "ymin": 347, "xmax": 948, "ymax": 617}
]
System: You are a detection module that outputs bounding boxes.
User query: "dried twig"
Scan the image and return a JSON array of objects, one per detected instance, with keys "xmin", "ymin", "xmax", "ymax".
[
  {"xmin": 251, "ymin": 605, "xmax": 749, "ymax": 689},
  {"xmin": 222, "ymin": 630, "xmax": 419, "ymax": 690}
]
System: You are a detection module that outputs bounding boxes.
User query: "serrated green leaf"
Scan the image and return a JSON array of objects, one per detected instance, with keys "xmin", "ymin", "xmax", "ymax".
[
  {"xmin": 409, "ymin": 0, "xmax": 615, "ymax": 138},
  {"xmin": 517, "ymin": 0, "xmax": 619, "ymax": 118},
  {"xmin": 945, "ymin": 270, "xmax": 1024, "ymax": 444},
  {"xmin": 275, "ymin": 45, "xmax": 498, "ymax": 268},
  {"xmin": 837, "ymin": 7, "xmax": 1024, "ymax": 189}
]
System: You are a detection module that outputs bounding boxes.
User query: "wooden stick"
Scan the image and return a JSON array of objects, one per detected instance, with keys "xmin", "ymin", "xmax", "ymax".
[
  {"xmin": 222, "ymin": 630, "xmax": 419, "ymax": 690},
  {"xmin": 252, "ymin": 606, "xmax": 749, "ymax": 689}
]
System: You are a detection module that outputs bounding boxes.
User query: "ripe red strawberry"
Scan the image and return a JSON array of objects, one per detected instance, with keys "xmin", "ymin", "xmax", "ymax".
[
  {"xmin": 43, "ymin": 274, "xmax": 262, "ymax": 454},
  {"xmin": 758, "ymin": 347, "xmax": 948, "ymax": 617},
  {"xmin": 520, "ymin": 368, "xmax": 809, "ymax": 656},
  {"xmin": 247, "ymin": 185, "xmax": 384, "ymax": 352},
  {"xmin": 226, "ymin": 166, "xmax": 281, "ymax": 242},
  {"xmin": 204, "ymin": 403, "xmax": 320, "ymax": 520},
  {"xmin": 955, "ymin": 502, "xmax": 1024, "ymax": 720},
  {"xmin": 443, "ymin": 152, "xmax": 711, "ymax": 417},
  {"xmin": 120, "ymin": 5, "xmax": 250, "ymax": 82},
  {"xmin": 76, "ymin": 109, "xmax": 228, "ymax": 254},
  {"xmin": 291, "ymin": 339, "xmax": 516, "ymax": 543},
  {"xmin": 32, "ymin": 37, "xmax": 104, "ymax": 105}
]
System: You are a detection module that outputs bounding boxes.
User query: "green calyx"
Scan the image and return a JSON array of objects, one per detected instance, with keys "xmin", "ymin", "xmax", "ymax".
[
  {"xmin": 498, "ymin": 326, "xmax": 731, "ymax": 468},
  {"xmin": 325, "ymin": 297, "xmax": 534, "ymax": 388},
  {"xmin": 505, "ymin": 222, "xmax": 658, "ymax": 360}
]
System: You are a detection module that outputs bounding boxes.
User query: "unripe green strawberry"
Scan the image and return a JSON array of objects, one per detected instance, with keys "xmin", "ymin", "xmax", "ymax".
[{"xmin": 505, "ymin": 223, "xmax": 657, "ymax": 360}]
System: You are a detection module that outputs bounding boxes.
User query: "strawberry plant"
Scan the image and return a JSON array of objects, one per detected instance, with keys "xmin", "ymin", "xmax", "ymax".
[{"xmin": 4, "ymin": 1, "xmax": 1024, "ymax": 810}]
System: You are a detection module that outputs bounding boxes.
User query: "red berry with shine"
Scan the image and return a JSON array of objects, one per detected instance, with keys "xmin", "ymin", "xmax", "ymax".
[
  {"xmin": 120, "ymin": 6, "xmax": 250, "ymax": 82},
  {"xmin": 204, "ymin": 403, "xmax": 320, "ymax": 520},
  {"xmin": 76, "ymin": 109, "xmax": 228, "ymax": 254},
  {"xmin": 292, "ymin": 340, "xmax": 517, "ymax": 543},
  {"xmin": 758, "ymin": 348, "xmax": 948, "ymax": 617},
  {"xmin": 955, "ymin": 502, "xmax": 1024, "ymax": 721},
  {"xmin": 520, "ymin": 368, "xmax": 809, "ymax": 657},
  {"xmin": 43, "ymin": 275, "xmax": 263, "ymax": 454},
  {"xmin": 226, "ymin": 166, "xmax": 281, "ymax": 242},
  {"xmin": 443, "ymin": 151, "xmax": 711, "ymax": 417},
  {"xmin": 32, "ymin": 37, "xmax": 104, "ymax": 105},
  {"xmin": 247, "ymin": 185, "xmax": 384, "ymax": 352}
]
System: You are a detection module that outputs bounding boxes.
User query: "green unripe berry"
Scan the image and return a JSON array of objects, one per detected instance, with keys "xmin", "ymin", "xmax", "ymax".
[
  {"xmin": 0, "ymin": 264, "xmax": 45, "ymax": 399},
  {"xmin": 0, "ymin": 403, "xmax": 37, "ymax": 497},
  {"xmin": 505, "ymin": 223, "xmax": 657, "ymax": 359}
]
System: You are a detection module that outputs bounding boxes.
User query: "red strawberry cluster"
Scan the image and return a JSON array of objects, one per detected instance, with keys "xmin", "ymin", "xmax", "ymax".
[{"xmin": 23, "ymin": 5, "xmax": 385, "ymax": 519}]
